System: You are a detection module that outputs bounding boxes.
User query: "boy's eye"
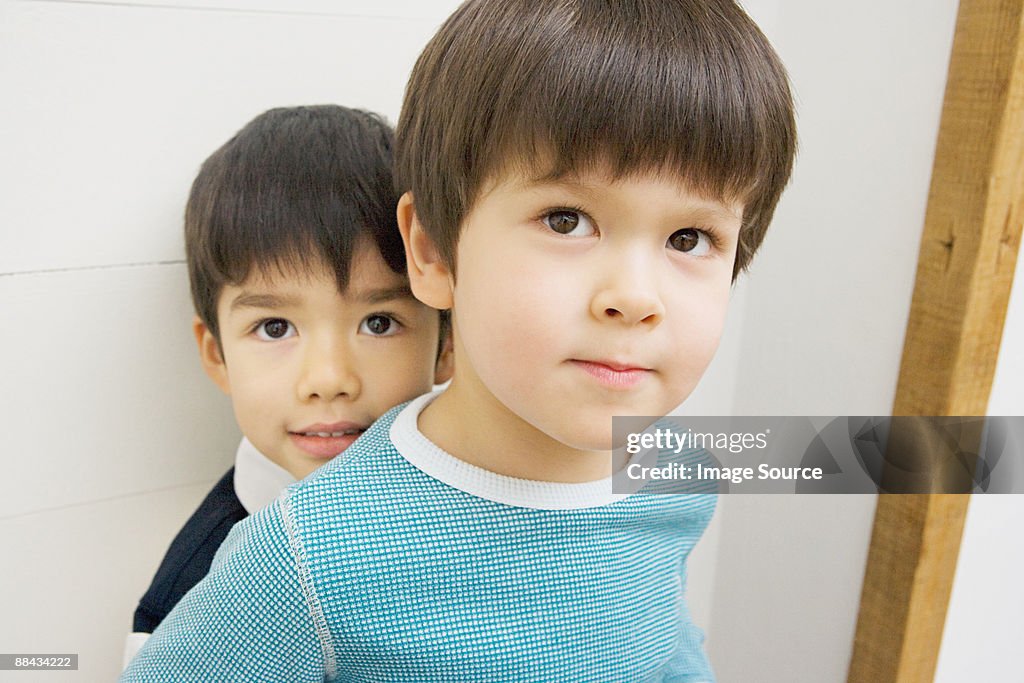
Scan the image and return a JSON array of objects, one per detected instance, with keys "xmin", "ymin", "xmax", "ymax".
[
  {"xmin": 255, "ymin": 319, "xmax": 296, "ymax": 341},
  {"xmin": 360, "ymin": 314, "xmax": 400, "ymax": 337},
  {"xmin": 542, "ymin": 210, "xmax": 596, "ymax": 237},
  {"xmin": 668, "ymin": 228, "xmax": 712, "ymax": 256}
]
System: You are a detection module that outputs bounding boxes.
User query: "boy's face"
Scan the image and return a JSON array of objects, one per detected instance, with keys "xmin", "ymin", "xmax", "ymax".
[
  {"xmin": 406, "ymin": 168, "xmax": 742, "ymax": 454},
  {"xmin": 195, "ymin": 243, "xmax": 452, "ymax": 479}
]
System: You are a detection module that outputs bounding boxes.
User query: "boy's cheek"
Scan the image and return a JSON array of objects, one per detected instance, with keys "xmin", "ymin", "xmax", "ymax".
[{"xmin": 663, "ymin": 293, "xmax": 729, "ymax": 383}]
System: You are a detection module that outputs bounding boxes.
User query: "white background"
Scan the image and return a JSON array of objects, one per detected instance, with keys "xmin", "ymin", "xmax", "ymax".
[{"xmin": 2, "ymin": 0, "xmax": 1019, "ymax": 681}]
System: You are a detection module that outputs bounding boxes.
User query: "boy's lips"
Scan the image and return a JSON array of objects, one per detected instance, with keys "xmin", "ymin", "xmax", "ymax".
[
  {"xmin": 569, "ymin": 359, "xmax": 651, "ymax": 389},
  {"xmin": 288, "ymin": 421, "xmax": 367, "ymax": 459}
]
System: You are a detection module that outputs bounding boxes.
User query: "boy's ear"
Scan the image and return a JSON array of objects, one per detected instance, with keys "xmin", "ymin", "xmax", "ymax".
[
  {"xmin": 433, "ymin": 327, "xmax": 454, "ymax": 385},
  {"xmin": 193, "ymin": 316, "xmax": 231, "ymax": 395},
  {"xmin": 397, "ymin": 192, "xmax": 454, "ymax": 310}
]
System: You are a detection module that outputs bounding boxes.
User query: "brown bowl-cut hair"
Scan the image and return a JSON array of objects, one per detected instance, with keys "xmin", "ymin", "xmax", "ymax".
[
  {"xmin": 185, "ymin": 105, "xmax": 404, "ymax": 341},
  {"xmin": 395, "ymin": 0, "xmax": 797, "ymax": 279}
]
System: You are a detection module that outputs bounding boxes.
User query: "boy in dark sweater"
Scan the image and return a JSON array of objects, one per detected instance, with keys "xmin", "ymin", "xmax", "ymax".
[{"xmin": 124, "ymin": 105, "xmax": 452, "ymax": 664}]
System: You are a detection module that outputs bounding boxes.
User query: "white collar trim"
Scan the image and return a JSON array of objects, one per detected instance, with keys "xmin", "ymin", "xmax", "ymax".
[
  {"xmin": 389, "ymin": 391, "xmax": 634, "ymax": 510},
  {"xmin": 233, "ymin": 438, "xmax": 295, "ymax": 514}
]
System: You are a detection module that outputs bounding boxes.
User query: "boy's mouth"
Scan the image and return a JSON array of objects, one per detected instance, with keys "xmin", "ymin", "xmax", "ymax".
[
  {"xmin": 289, "ymin": 422, "xmax": 367, "ymax": 459},
  {"xmin": 569, "ymin": 359, "xmax": 651, "ymax": 389},
  {"xmin": 294, "ymin": 429, "xmax": 363, "ymax": 437}
]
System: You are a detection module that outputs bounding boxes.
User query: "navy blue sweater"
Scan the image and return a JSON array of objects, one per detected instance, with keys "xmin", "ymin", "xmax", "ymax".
[{"xmin": 132, "ymin": 467, "xmax": 248, "ymax": 633}]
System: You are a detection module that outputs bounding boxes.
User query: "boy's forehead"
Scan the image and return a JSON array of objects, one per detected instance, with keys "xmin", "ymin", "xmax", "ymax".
[
  {"xmin": 219, "ymin": 259, "xmax": 412, "ymax": 311},
  {"xmin": 477, "ymin": 136, "xmax": 751, "ymax": 200},
  {"xmin": 225, "ymin": 260, "xmax": 333, "ymax": 297}
]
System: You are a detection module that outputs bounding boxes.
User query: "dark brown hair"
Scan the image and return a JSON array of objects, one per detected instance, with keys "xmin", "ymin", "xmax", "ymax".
[
  {"xmin": 185, "ymin": 105, "xmax": 404, "ymax": 340},
  {"xmin": 395, "ymin": 0, "xmax": 797, "ymax": 278}
]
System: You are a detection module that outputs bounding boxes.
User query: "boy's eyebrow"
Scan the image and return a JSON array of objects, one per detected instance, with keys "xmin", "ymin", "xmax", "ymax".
[
  {"xmin": 685, "ymin": 203, "xmax": 745, "ymax": 223},
  {"xmin": 526, "ymin": 177, "xmax": 745, "ymax": 221},
  {"xmin": 230, "ymin": 293, "xmax": 301, "ymax": 311},
  {"xmin": 229, "ymin": 286, "xmax": 414, "ymax": 311},
  {"xmin": 519, "ymin": 176, "xmax": 603, "ymax": 197},
  {"xmin": 350, "ymin": 285, "xmax": 415, "ymax": 304}
]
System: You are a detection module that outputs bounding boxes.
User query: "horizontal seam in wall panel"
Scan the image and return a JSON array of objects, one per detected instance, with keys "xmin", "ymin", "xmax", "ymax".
[
  {"xmin": 0, "ymin": 260, "xmax": 186, "ymax": 278},
  {"xmin": 0, "ymin": 478, "xmax": 222, "ymax": 522},
  {"xmin": 15, "ymin": 0, "xmax": 433, "ymax": 21}
]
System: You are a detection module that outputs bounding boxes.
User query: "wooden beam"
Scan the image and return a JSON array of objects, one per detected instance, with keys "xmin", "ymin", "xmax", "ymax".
[
  {"xmin": 848, "ymin": 495, "xmax": 970, "ymax": 682},
  {"xmin": 895, "ymin": 1, "xmax": 1024, "ymax": 417},
  {"xmin": 848, "ymin": 1, "xmax": 1024, "ymax": 682}
]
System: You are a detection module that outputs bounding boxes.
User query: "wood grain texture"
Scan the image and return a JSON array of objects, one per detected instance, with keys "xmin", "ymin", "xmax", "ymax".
[
  {"xmin": 849, "ymin": 495, "xmax": 970, "ymax": 682},
  {"xmin": 848, "ymin": 1, "xmax": 1024, "ymax": 681}
]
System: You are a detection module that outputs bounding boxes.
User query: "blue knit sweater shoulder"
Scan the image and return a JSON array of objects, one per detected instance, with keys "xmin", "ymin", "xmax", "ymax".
[{"xmin": 122, "ymin": 394, "xmax": 717, "ymax": 682}]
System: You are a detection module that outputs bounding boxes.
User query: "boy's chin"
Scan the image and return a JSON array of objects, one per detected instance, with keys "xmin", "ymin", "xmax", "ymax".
[
  {"xmin": 552, "ymin": 416, "xmax": 663, "ymax": 454},
  {"xmin": 550, "ymin": 427, "xmax": 623, "ymax": 454}
]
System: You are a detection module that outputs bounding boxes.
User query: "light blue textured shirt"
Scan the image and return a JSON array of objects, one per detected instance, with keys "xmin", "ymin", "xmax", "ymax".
[{"xmin": 122, "ymin": 393, "xmax": 716, "ymax": 682}]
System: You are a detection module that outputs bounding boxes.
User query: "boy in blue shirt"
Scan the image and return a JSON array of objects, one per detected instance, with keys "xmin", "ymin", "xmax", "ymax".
[
  {"xmin": 124, "ymin": 105, "xmax": 453, "ymax": 662},
  {"xmin": 123, "ymin": 1, "xmax": 796, "ymax": 680}
]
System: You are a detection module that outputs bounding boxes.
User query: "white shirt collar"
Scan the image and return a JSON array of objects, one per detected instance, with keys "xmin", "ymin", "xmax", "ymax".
[
  {"xmin": 389, "ymin": 391, "xmax": 635, "ymax": 510},
  {"xmin": 232, "ymin": 437, "xmax": 295, "ymax": 514}
]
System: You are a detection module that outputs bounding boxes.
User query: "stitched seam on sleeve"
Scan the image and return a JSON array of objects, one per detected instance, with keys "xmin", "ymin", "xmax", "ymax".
[{"xmin": 279, "ymin": 492, "xmax": 338, "ymax": 680}]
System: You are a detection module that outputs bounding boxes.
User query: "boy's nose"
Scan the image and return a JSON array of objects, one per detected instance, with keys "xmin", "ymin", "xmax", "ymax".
[
  {"xmin": 296, "ymin": 340, "xmax": 360, "ymax": 401},
  {"xmin": 590, "ymin": 257, "xmax": 665, "ymax": 327}
]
